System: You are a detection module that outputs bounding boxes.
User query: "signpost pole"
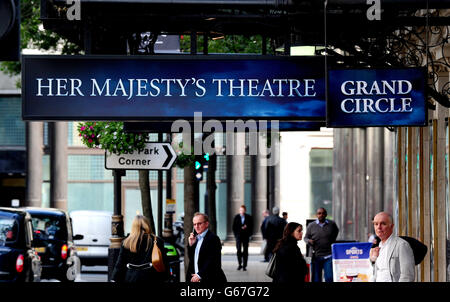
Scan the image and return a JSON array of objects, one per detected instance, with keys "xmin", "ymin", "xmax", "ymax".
[
  {"xmin": 108, "ymin": 169, "xmax": 125, "ymax": 281},
  {"xmin": 158, "ymin": 133, "xmax": 163, "ymax": 237}
]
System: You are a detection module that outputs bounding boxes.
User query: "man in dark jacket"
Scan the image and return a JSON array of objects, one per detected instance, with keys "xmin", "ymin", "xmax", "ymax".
[
  {"xmin": 304, "ymin": 207, "xmax": 339, "ymax": 282},
  {"xmin": 187, "ymin": 212, "xmax": 227, "ymax": 284},
  {"xmin": 232, "ymin": 205, "xmax": 253, "ymax": 271},
  {"xmin": 265, "ymin": 206, "xmax": 287, "ymax": 260},
  {"xmin": 260, "ymin": 209, "xmax": 270, "ymax": 262}
]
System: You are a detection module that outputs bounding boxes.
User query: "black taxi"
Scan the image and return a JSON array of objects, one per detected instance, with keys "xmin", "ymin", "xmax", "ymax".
[
  {"xmin": 0, "ymin": 207, "xmax": 42, "ymax": 282},
  {"xmin": 23, "ymin": 207, "xmax": 83, "ymax": 282}
]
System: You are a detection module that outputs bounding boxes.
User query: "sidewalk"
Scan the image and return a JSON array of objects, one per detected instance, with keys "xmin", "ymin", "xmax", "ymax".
[
  {"xmin": 179, "ymin": 240, "xmax": 273, "ymax": 282},
  {"xmin": 180, "ymin": 254, "xmax": 272, "ymax": 282},
  {"xmin": 221, "ymin": 241, "xmax": 264, "ymax": 255}
]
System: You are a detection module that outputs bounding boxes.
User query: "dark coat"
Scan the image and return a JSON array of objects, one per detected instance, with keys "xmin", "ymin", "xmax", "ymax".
[
  {"xmin": 187, "ymin": 230, "xmax": 227, "ymax": 284},
  {"xmin": 232, "ymin": 213, "xmax": 253, "ymax": 240},
  {"xmin": 272, "ymin": 237, "xmax": 307, "ymax": 283},
  {"xmin": 111, "ymin": 234, "xmax": 169, "ymax": 283},
  {"xmin": 265, "ymin": 215, "xmax": 287, "ymax": 242},
  {"xmin": 261, "ymin": 216, "xmax": 269, "ymax": 239}
]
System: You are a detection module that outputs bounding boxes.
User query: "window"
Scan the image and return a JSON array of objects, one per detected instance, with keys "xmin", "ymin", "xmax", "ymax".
[
  {"xmin": 309, "ymin": 148, "xmax": 333, "ymax": 217},
  {"xmin": 0, "ymin": 217, "xmax": 18, "ymax": 245},
  {"xmin": 30, "ymin": 214, "xmax": 67, "ymax": 241},
  {"xmin": 0, "ymin": 96, "xmax": 24, "ymax": 146}
]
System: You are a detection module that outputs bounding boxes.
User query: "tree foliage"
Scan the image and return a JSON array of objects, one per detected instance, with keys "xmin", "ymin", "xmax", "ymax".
[
  {"xmin": 77, "ymin": 121, "xmax": 196, "ymax": 168},
  {"xmin": 0, "ymin": 0, "xmax": 81, "ymax": 82},
  {"xmin": 77, "ymin": 122, "xmax": 147, "ymax": 154},
  {"xmin": 180, "ymin": 34, "xmax": 267, "ymax": 54}
]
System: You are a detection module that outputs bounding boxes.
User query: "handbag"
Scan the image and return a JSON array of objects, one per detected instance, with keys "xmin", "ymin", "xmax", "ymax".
[
  {"xmin": 265, "ymin": 253, "xmax": 277, "ymax": 278},
  {"xmin": 151, "ymin": 235, "xmax": 166, "ymax": 273},
  {"xmin": 260, "ymin": 239, "xmax": 267, "ymax": 255}
]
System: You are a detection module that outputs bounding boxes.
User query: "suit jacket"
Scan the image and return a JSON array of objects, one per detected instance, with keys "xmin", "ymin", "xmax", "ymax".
[
  {"xmin": 261, "ymin": 216, "xmax": 269, "ymax": 239},
  {"xmin": 372, "ymin": 236, "xmax": 415, "ymax": 282},
  {"xmin": 232, "ymin": 213, "xmax": 253, "ymax": 240},
  {"xmin": 187, "ymin": 230, "xmax": 227, "ymax": 284},
  {"xmin": 265, "ymin": 215, "xmax": 287, "ymax": 242}
]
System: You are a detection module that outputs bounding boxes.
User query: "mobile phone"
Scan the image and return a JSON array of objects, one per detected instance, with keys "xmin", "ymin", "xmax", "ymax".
[
  {"xmin": 193, "ymin": 227, "xmax": 198, "ymax": 237},
  {"xmin": 371, "ymin": 236, "xmax": 381, "ymax": 248}
]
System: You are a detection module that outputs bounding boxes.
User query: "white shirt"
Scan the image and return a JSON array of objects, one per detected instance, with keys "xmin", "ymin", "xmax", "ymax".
[
  {"xmin": 194, "ymin": 229, "xmax": 208, "ymax": 277},
  {"xmin": 375, "ymin": 234, "xmax": 394, "ymax": 282}
]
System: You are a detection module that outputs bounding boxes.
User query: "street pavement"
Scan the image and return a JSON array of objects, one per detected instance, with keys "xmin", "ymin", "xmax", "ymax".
[
  {"xmin": 180, "ymin": 254, "xmax": 272, "ymax": 282},
  {"xmin": 40, "ymin": 242, "xmax": 272, "ymax": 282},
  {"xmin": 41, "ymin": 242, "xmax": 271, "ymax": 282}
]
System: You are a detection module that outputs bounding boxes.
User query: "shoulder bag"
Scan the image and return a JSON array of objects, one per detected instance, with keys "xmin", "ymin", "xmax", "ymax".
[
  {"xmin": 265, "ymin": 253, "xmax": 277, "ymax": 278},
  {"xmin": 151, "ymin": 235, "xmax": 166, "ymax": 272}
]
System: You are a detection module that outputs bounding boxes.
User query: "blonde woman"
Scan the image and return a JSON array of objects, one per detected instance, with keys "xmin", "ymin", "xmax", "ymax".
[{"xmin": 111, "ymin": 215, "xmax": 169, "ymax": 282}]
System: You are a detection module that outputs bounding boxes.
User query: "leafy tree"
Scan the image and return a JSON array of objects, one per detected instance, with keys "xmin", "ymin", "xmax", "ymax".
[
  {"xmin": 180, "ymin": 34, "xmax": 269, "ymax": 54},
  {"xmin": 0, "ymin": 0, "xmax": 80, "ymax": 85}
]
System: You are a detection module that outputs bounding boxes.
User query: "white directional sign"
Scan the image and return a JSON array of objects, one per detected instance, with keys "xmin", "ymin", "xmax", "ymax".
[{"xmin": 105, "ymin": 143, "xmax": 177, "ymax": 170}]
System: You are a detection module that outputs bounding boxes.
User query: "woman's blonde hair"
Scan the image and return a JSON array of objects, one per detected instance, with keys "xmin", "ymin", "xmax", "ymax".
[{"xmin": 123, "ymin": 215, "xmax": 153, "ymax": 253}]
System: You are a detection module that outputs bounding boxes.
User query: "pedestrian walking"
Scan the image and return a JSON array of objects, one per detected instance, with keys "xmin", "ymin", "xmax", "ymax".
[
  {"xmin": 304, "ymin": 207, "xmax": 339, "ymax": 282},
  {"xmin": 271, "ymin": 222, "xmax": 307, "ymax": 283},
  {"xmin": 187, "ymin": 212, "xmax": 227, "ymax": 284},
  {"xmin": 369, "ymin": 212, "xmax": 415, "ymax": 282},
  {"xmin": 111, "ymin": 215, "xmax": 169, "ymax": 283},
  {"xmin": 232, "ymin": 205, "xmax": 253, "ymax": 271},
  {"xmin": 282, "ymin": 212, "xmax": 288, "ymax": 222},
  {"xmin": 265, "ymin": 206, "xmax": 287, "ymax": 261},
  {"xmin": 260, "ymin": 209, "xmax": 270, "ymax": 262}
]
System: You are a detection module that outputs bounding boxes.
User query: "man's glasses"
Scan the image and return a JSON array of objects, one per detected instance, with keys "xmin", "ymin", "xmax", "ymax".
[
  {"xmin": 193, "ymin": 221, "xmax": 206, "ymax": 226},
  {"xmin": 317, "ymin": 212, "xmax": 325, "ymax": 215}
]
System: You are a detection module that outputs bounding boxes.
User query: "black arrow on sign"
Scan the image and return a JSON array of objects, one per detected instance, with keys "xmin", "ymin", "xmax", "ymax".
[{"xmin": 162, "ymin": 145, "xmax": 174, "ymax": 168}]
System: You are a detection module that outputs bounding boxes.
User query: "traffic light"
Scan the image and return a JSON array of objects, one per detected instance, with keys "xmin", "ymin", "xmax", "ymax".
[
  {"xmin": 194, "ymin": 155, "xmax": 203, "ymax": 181},
  {"xmin": 0, "ymin": 0, "xmax": 20, "ymax": 61},
  {"xmin": 194, "ymin": 153, "xmax": 210, "ymax": 181}
]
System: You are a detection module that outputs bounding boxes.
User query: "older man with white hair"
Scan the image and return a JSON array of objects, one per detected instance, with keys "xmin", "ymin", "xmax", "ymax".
[{"xmin": 370, "ymin": 212, "xmax": 415, "ymax": 282}]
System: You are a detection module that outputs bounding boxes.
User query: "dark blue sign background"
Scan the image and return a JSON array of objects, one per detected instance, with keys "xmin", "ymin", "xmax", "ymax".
[
  {"xmin": 327, "ymin": 68, "xmax": 426, "ymax": 127},
  {"xmin": 332, "ymin": 242, "xmax": 372, "ymax": 260},
  {"xmin": 22, "ymin": 55, "xmax": 326, "ymax": 121}
]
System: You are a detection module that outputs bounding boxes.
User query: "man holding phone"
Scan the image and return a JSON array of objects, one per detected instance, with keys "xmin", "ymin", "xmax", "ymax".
[
  {"xmin": 369, "ymin": 212, "xmax": 415, "ymax": 282},
  {"xmin": 187, "ymin": 212, "xmax": 227, "ymax": 283}
]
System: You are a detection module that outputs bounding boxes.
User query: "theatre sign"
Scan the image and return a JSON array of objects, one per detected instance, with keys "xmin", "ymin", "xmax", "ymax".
[
  {"xmin": 327, "ymin": 68, "xmax": 426, "ymax": 127},
  {"xmin": 22, "ymin": 55, "xmax": 426, "ymax": 127},
  {"xmin": 22, "ymin": 55, "xmax": 325, "ymax": 121}
]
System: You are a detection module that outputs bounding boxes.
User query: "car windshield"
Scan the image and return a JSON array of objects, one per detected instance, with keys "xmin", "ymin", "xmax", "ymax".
[
  {"xmin": 31, "ymin": 215, "xmax": 67, "ymax": 241},
  {"xmin": 0, "ymin": 217, "xmax": 18, "ymax": 246}
]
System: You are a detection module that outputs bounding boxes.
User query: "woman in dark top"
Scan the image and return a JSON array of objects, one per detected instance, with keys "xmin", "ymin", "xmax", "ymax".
[
  {"xmin": 111, "ymin": 215, "xmax": 169, "ymax": 283},
  {"xmin": 272, "ymin": 222, "xmax": 307, "ymax": 283}
]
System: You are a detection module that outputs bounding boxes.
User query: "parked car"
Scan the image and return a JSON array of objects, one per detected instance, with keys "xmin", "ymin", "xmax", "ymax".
[
  {"xmin": 23, "ymin": 207, "xmax": 83, "ymax": 282},
  {"xmin": 0, "ymin": 207, "xmax": 42, "ymax": 282},
  {"xmin": 70, "ymin": 210, "xmax": 112, "ymax": 266}
]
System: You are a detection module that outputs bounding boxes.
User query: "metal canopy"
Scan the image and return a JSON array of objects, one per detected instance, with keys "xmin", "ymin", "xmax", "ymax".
[{"xmin": 42, "ymin": 1, "xmax": 450, "ymax": 40}]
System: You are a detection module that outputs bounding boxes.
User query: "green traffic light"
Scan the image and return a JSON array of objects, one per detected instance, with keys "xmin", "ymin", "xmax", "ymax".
[
  {"xmin": 195, "ymin": 161, "xmax": 201, "ymax": 169},
  {"xmin": 204, "ymin": 153, "xmax": 210, "ymax": 161}
]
